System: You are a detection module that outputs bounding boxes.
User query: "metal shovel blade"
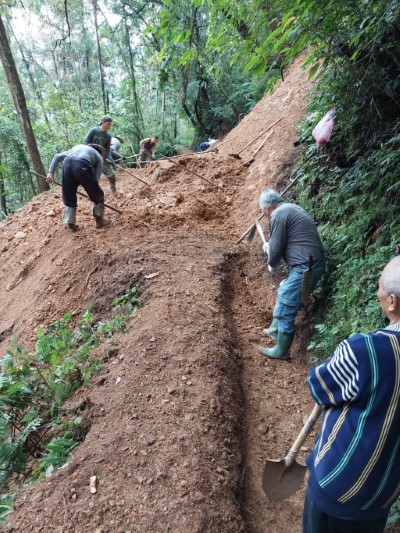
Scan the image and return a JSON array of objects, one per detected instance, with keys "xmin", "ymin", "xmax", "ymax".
[
  {"xmin": 262, "ymin": 458, "xmax": 307, "ymax": 501},
  {"xmin": 262, "ymin": 404, "xmax": 323, "ymax": 502}
]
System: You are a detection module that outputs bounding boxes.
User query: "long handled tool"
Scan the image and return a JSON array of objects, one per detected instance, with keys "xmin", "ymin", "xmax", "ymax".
[
  {"xmin": 255, "ymin": 219, "xmax": 268, "ymax": 247},
  {"xmin": 236, "ymin": 172, "xmax": 303, "ymax": 245},
  {"xmin": 146, "ymin": 154, "xmax": 223, "ymax": 191},
  {"xmin": 54, "ymin": 181, "xmax": 123, "ymax": 214},
  {"xmin": 262, "ymin": 403, "xmax": 323, "ymax": 501},
  {"xmin": 162, "ymin": 155, "xmax": 223, "ymax": 191},
  {"xmin": 229, "ymin": 117, "xmax": 284, "ymax": 159},
  {"xmin": 30, "ymin": 170, "xmax": 123, "ymax": 214},
  {"xmin": 244, "ymin": 129, "xmax": 274, "ymax": 167},
  {"xmin": 108, "ymin": 161, "xmax": 150, "ymax": 186}
]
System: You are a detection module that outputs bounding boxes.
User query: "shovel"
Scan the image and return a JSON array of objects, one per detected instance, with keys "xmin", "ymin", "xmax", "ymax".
[
  {"xmin": 255, "ymin": 219, "xmax": 267, "ymax": 247},
  {"xmin": 262, "ymin": 403, "xmax": 322, "ymax": 501},
  {"xmin": 243, "ymin": 129, "xmax": 274, "ymax": 167}
]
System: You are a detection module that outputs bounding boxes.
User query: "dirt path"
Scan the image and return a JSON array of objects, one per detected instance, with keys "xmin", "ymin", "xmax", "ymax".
[{"xmin": 0, "ymin": 55, "xmax": 319, "ymax": 532}]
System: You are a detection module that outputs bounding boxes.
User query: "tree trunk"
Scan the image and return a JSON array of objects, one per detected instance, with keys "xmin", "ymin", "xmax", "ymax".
[
  {"xmin": 9, "ymin": 24, "xmax": 52, "ymax": 133},
  {"xmin": 92, "ymin": 0, "xmax": 107, "ymax": 114},
  {"xmin": 0, "ymin": 15, "xmax": 48, "ymax": 192},
  {"xmin": 124, "ymin": 16, "xmax": 143, "ymax": 124},
  {"xmin": 0, "ymin": 152, "xmax": 8, "ymax": 218}
]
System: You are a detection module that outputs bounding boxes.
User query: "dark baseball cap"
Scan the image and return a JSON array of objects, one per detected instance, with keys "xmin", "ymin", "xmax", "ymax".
[{"xmin": 99, "ymin": 116, "xmax": 112, "ymax": 124}]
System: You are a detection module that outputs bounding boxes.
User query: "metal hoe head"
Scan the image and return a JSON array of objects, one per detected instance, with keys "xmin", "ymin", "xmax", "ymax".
[{"xmin": 262, "ymin": 457, "xmax": 307, "ymax": 501}]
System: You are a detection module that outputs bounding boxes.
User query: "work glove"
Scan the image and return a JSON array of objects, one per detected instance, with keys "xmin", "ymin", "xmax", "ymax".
[
  {"xmin": 268, "ymin": 264, "xmax": 278, "ymax": 273},
  {"xmin": 262, "ymin": 241, "xmax": 270, "ymax": 255}
]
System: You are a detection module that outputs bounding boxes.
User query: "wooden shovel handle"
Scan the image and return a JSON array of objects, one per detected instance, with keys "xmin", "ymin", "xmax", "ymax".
[
  {"xmin": 255, "ymin": 219, "xmax": 267, "ymax": 245},
  {"xmin": 236, "ymin": 172, "xmax": 303, "ymax": 245},
  {"xmin": 284, "ymin": 403, "xmax": 323, "ymax": 466},
  {"xmin": 113, "ymin": 162, "xmax": 150, "ymax": 186}
]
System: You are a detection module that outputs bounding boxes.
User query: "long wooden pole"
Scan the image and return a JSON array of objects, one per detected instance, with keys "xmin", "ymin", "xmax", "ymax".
[
  {"xmin": 156, "ymin": 155, "xmax": 223, "ymax": 191},
  {"xmin": 229, "ymin": 117, "xmax": 284, "ymax": 158},
  {"xmin": 243, "ymin": 129, "xmax": 274, "ymax": 166},
  {"xmin": 111, "ymin": 162, "xmax": 150, "ymax": 185},
  {"xmin": 30, "ymin": 170, "xmax": 123, "ymax": 214}
]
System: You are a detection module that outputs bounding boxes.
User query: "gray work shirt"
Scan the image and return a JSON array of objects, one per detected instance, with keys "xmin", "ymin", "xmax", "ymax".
[
  {"xmin": 268, "ymin": 202, "xmax": 324, "ymax": 268},
  {"xmin": 48, "ymin": 144, "xmax": 103, "ymax": 182}
]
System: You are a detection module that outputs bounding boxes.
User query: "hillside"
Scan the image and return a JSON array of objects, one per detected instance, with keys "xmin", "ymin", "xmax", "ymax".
[{"xmin": 1, "ymin": 55, "xmax": 317, "ymax": 532}]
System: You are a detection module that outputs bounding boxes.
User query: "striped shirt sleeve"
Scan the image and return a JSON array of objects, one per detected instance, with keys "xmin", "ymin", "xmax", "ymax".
[{"xmin": 308, "ymin": 339, "xmax": 359, "ymax": 406}]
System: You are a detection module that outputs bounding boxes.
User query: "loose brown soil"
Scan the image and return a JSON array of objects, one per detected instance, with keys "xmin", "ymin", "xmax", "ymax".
[{"xmin": 0, "ymin": 55, "xmax": 329, "ymax": 532}]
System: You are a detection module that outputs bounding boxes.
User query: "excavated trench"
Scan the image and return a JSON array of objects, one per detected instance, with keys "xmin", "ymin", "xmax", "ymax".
[{"xmin": 3, "ymin": 54, "xmax": 320, "ymax": 531}]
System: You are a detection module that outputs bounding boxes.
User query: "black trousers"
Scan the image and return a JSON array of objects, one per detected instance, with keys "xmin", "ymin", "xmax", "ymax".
[
  {"xmin": 302, "ymin": 489, "xmax": 389, "ymax": 533},
  {"xmin": 62, "ymin": 158, "xmax": 104, "ymax": 208}
]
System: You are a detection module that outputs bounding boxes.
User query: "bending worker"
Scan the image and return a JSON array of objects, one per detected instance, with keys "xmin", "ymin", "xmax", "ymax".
[
  {"xmin": 111, "ymin": 135, "xmax": 123, "ymax": 163},
  {"xmin": 83, "ymin": 116, "xmax": 117, "ymax": 193},
  {"xmin": 46, "ymin": 144, "xmax": 111, "ymax": 231},
  {"xmin": 303, "ymin": 255, "xmax": 400, "ymax": 533},
  {"xmin": 259, "ymin": 189, "xmax": 325, "ymax": 359},
  {"xmin": 138, "ymin": 135, "xmax": 159, "ymax": 162}
]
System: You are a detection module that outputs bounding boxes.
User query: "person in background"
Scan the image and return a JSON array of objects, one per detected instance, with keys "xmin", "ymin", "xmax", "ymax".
[
  {"xmin": 199, "ymin": 141, "xmax": 210, "ymax": 151},
  {"xmin": 198, "ymin": 138, "xmax": 219, "ymax": 151},
  {"xmin": 46, "ymin": 144, "xmax": 111, "ymax": 231},
  {"xmin": 138, "ymin": 136, "xmax": 159, "ymax": 162},
  {"xmin": 259, "ymin": 188, "xmax": 325, "ymax": 359},
  {"xmin": 83, "ymin": 116, "xmax": 117, "ymax": 193},
  {"xmin": 304, "ymin": 255, "xmax": 400, "ymax": 533},
  {"xmin": 111, "ymin": 135, "xmax": 123, "ymax": 163}
]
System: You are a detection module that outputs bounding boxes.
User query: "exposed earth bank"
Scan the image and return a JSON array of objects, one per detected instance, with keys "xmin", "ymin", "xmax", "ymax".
[{"xmin": 1, "ymin": 55, "xmax": 329, "ymax": 532}]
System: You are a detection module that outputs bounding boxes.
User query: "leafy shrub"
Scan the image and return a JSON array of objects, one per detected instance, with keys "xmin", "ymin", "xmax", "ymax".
[{"xmin": 0, "ymin": 287, "xmax": 141, "ymax": 524}]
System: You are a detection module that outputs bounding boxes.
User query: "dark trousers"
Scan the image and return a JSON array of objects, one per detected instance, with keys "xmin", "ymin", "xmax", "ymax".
[
  {"xmin": 303, "ymin": 489, "xmax": 388, "ymax": 533},
  {"xmin": 62, "ymin": 158, "xmax": 104, "ymax": 208}
]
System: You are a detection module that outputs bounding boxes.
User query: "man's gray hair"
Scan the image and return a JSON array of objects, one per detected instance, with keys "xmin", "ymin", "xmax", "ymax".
[
  {"xmin": 381, "ymin": 256, "xmax": 400, "ymax": 298},
  {"xmin": 259, "ymin": 189, "xmax": 284, "ymax": 209}
]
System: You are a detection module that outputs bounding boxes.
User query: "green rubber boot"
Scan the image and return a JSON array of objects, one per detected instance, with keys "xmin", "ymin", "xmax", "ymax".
[
  {"xmin": 260, "ymin": 331, "xmax": 295, "ymax": 360},
  {"xmin": 263, "ymin": 319, "xmax": 278, "ymax": 340}
]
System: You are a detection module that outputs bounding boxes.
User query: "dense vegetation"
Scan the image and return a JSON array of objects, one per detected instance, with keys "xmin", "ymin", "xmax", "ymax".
[
  {"xmin": 286, "ymin": 0, "xmax": 400, "ymax": 359},
  {"xmin": 0, "ymin": 287, "xmax": 140, "ymax": 522}
]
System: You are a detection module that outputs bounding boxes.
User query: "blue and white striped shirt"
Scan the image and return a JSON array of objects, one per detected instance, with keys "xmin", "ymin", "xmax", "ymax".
[{"xmin": 307, "ymin": 323, "xmax": 400, "ymax": 519}]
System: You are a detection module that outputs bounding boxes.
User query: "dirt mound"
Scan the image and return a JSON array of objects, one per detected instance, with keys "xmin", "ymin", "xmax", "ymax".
[{"xmin": 1, "ymin": 54, "xmax": 318, "ymax": 532}]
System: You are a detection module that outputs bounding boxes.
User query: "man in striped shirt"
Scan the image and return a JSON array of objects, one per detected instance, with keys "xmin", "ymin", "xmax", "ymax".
[{"xmin": 304, "ymin": 256, "xmax": 400, "ymax": 532}]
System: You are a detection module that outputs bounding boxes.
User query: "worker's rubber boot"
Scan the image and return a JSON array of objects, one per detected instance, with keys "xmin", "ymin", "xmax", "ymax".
[
  {"xmin": 63, "ymin": 206, "xmax": 77, "ymax": 232},
  {"xmin": 108, "ymin": 175, "xmax": 117, "ymax": 193},
  {"xmin": 260, "ymin": 331, "xmax": 295, "ymax": 360},
  {"xmin": 93, "ymin": 202, "xmax": 111, "ymax": 229},
  {"xmin": 263, "ymin": 319, "xmax": 278, "ymax": 340}
]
